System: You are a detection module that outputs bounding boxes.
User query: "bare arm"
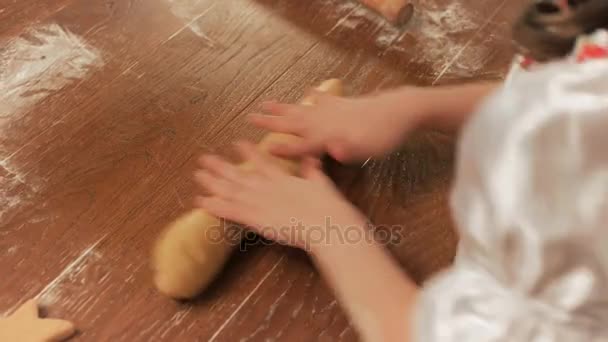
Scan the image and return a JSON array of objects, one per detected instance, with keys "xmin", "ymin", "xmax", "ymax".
[
  {"xmin": 303, "ymin": 82, "xmax": 500, "ymax": 342},
  {"xmin": 250, "ymin": 80, "xmax": 500, "ymax": 162},
  {"xmin": 310, "ymin": 222, "xmax": 419, "ymax": 342},
  {"xmin": 370, "ymin": 81, "xmax": 501, "ymax": 132},
  {"xmin": 420, "ymin": 82, "xmax": 501, "ymax": 131},
  {"xmin": 305, "ymin": 82, "xmax": 499, "ymax": 341}
]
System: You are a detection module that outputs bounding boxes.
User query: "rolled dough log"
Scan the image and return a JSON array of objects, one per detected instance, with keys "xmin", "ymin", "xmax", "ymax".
[
  {"xmin": 152, "ymin": 79, "xmax": 344, "ymax": 299},
  {"xmin": 357, "ymin": 0, "xmax": 414, "ymax": 25}
]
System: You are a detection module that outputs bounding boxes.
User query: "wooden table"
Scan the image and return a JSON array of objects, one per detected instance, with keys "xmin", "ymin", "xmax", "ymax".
[{"xmin": 0, "ymin": 0, "xmax": 526, "ymax": 340}]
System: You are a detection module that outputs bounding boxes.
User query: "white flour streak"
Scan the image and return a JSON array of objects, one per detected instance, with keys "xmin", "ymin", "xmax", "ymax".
[
  {"xmin": 0, "ymin": 160, "xmax": 31, "ymax": 222},
  {"xmin": 208, "ymin": 256, "xmax": 285, "ymax": 342},
  {"xmin": 325, "ymin": 1, "xmax": 358, "ymax": 36},
  {"xmin": 120, "ymin": 61, "xmax": 140, "ymax": 76},
  {"xmin": 0, "ymin": 188, "xmax": 21, "ymax": 222},
  {"xmin": 6, "ymin": 246, "xmax": 18, "ymax": 255},
  {"xmin": 159, "ymin": 307, "xmax": 194, "ymax": 339},
  {"xmin": 0, "ymin": 23, "xmax": 103, "ymax": 121},
  {"xmin": 35, "ymin": 235, "xmax": 107, "ymax": 306},
  {"xmin": 164, "ymin": 1, "xmax": 218, "ymax": 45},
  {"xmin": 324, "ymin": 0, "xmax": 402, "ymax": 48},
  {"xmin": 1, "ymin": 235, "xmax": 106, "ymax": 316},
  {"xmin": 239, "ymin": 288, "xmax": 289, "ymax": 342},
  {"xmin": 0, "ymin": 158, "xmax": 27, "ymax": 186},
  {"xmin": 139, "ymin": 320, "xmax": 161, "ymax": 338}
]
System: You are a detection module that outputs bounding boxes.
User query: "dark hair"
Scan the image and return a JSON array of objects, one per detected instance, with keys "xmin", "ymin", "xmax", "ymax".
[{"xmin": 512, "ymin": 0, "xmax": 608, "ymax": 61}]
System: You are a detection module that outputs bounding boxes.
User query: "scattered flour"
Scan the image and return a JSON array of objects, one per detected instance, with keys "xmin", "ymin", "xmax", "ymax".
[
  {"xmin": 0, "ymin": 153, "xmax": 48, "ymax": 223},
  {"xmin": 0, "ymin": 23, "xmax": 103, "ymax": 122},
  {"xmin": 0, "ymin": 23, "xmax": 100, "ymax": 222},
  {"xmin": 405, "ymin": 1, "xmax": 483, "ymax": 76},
  {"xmin": 35, "ymin": 237, "xmax": 105, "ymax": 307},
  {"xmin": 324, "ymin": 0, "xmax": 402, "ymax": 47},
  {"xmin": 0, "ymin": 160, "xmax": 30, "ymax": 222},
  {"xmin": 350, "ymin": 4, "xmax": 402, "ymax": 48},
  {"xmin": 6, "ymin": 245, "xmax": 18, "ymax": 256},
  {"xmin": 340, "ymin": 16, "xmax": 362, "ymax": 30},
  {"xmin": 324, "ymin": 0, "xmax": 489, "ymax": 77},
  {"xmin": 0, "ymin": 188, "xmax": 21, "ymax": 222},
  {"xmin": 323, "ymin": 0, "xmax": 358, "ymax": 33}
]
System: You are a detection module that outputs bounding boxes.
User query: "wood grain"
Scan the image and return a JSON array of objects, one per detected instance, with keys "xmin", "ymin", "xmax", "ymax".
[{"xmin": 0, "ymin": 0, "xmax": 527, "ymax": 340}]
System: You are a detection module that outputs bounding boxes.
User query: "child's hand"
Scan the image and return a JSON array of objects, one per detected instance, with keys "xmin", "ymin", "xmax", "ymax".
[
  {"xmin": 248, "ymin": 89, "xmax": 424, "ymax": 163},
  {"xmin": 193, "ymin": 141, "xmax": 367, "ymax": 251}
]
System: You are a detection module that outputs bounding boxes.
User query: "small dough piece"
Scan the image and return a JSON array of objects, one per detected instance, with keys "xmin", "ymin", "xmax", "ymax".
[
  {"xmin": 0, "ymin": 299, "xmax": 76, "ymax": 342},
  {"xmin": 152, "ymin": 79, "xmax": 344, "ymax": 299},
  {"xmin": 358, "ymin": 0, "xmax": 414, "ymax": 25}
]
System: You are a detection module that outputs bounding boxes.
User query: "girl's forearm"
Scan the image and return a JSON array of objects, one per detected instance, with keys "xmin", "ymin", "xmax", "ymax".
[
  {"xmin": 420, "ymin": 81, "xmax": 500, "ymax": 131},
  {"xmin": 310, "ymin": 223, "xmax": 418, "ymax": 342},
  {"xmin": 373, "ymin": 81, "xmax": 501, "ymax": 132}
]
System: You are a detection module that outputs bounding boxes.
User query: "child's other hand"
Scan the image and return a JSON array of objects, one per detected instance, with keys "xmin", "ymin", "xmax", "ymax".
[
  {"xmin": 248, "ymin": 90, "xmax": 423, "ymax": 163},
  {"xmin": 193, "ymin": 141, "xmax": 367, "ymax": 251}
]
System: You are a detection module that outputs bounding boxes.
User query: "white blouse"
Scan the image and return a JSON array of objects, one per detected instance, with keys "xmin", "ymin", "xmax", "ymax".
[{"xmin": 413, "ymin": 30, "xmax": 608, "ymax": 341}]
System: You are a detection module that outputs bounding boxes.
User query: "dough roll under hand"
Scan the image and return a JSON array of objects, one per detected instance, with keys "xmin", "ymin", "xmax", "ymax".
[
  {"xmin": 152, "ymin": 79, "xmax": 344, "ymax": 299},
  {"xmin": 358, "ymin": 0, "xmax": 414, "ymax": 25}
]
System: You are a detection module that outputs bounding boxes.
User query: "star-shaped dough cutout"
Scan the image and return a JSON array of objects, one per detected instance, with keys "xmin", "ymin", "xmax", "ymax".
[{"xmin": 0, "ymin": 299, "xmax": 75, "ymax": 342}]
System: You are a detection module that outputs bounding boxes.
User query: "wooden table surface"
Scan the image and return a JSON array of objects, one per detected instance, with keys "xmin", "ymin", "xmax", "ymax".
[{"xmin": 1, "ymin": 0, "xmax": 526, "ymax": 340}]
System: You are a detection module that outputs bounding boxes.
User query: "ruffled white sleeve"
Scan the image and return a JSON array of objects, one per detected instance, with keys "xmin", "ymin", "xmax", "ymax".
[{"xmin": 413, "ymin": 53, "xmax": 608, "ymax": 341}]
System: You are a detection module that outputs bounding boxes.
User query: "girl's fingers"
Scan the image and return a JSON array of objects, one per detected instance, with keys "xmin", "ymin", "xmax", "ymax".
[
  {"xmin": 326, "ymin": 140, "xmax": 351, "ymax": 162},
  {"xmin": 300, "ymin": 156, "xmax": 320, "ymax": 179},
  {"xmin": 248, "ymin": 114, "xmax": 299, "ymax": 134},
  {"xmin": 193, "ymin": 170, "xmax": 215, "ymax": 195},
  {"xmin": 269, "ymin": 141, "xmax": 321, "ymax": 158},
  {"xmin": 194, "ymin": 196, "xmax": 244, "ymax": 223},
  {"xmin": 198, "ymin": 154, "xmax": 240, "ymax": 181},
  {"xmin": 260, "ymin": 101, "xmax": 299, "ymax": 116},
  {"xmin": 193, "ymin": 170, "xmax": 232, "ymax": 196},
  {"xmin": 303, "ymin": 88, "xmax": 332, "ymax": 105},
  {"xmin": 235, "ymin": 140, "xmax": 280, "ymax": 177},
  {"xmin": 301, "ymin": 156, "xmax": 332, "ymax": 185},
  {"xmin": 301, "ymin": 156, "xmax": 322, "ymax": 173}
]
